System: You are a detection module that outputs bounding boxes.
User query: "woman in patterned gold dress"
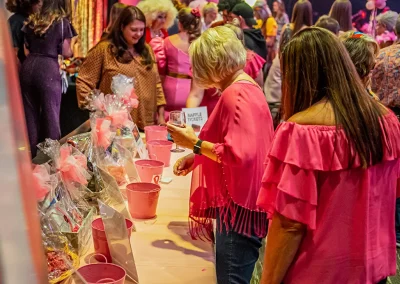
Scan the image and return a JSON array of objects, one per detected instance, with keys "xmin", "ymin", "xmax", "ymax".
[{"xmin": 77, "ymin": 6, "xmax": 166, "ymax": 129}]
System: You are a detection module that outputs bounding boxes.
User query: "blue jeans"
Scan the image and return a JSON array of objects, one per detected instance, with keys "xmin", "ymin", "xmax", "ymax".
[
  {"xmin": 396, "ymin": 198, "xmax": 400, "ymax": 242},
  {"xmin": 215, "ymin": 216, "xmax": 263, "ymax": 284}
]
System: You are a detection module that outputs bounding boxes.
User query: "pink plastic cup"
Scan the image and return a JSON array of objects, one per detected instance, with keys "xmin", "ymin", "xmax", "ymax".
[
  {"xmin": 144, "ymin": 125, "xmax": 168, "ymax": 143},
  {"xmin": 126, "ymin": 182, "xmax": 161, "ymax": 219},
  {"xmin": 77, "ymin": 261, "xmax": 126, "ymax": 284},
  {"xmin": 147, "ymin": 140, "xmax": 173, "ymax": 167},
  {"xmin": 92, "ymin": 218, "xmax": 133, "ymax": 263},
  {"xmin": 135, "ymin": 159, "xmax": 164, "ymax": 184}
]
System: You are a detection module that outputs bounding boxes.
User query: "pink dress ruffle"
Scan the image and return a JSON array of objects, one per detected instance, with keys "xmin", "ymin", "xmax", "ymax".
[
  {"xmin": 243, "ymin": 50, "xmax": 266, "ymax": 79},
  {"xmin": 150, "ymin": 37, "xmax": 167, "ymax": 76},
  {"xmin": 257, "ymin": 112, "xmax": 400, "ymax": 284},
  {"xmin": 189, "ymin": 82, "xmax": 274, "ymax": 240}
]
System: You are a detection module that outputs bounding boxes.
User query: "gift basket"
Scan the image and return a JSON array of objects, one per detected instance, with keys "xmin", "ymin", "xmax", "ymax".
[
  {"xmin": 86, "ymin": 75, "xmax": 140, "ymax": 187},
  {"xmin": 35, "ymin": 140, "xmax": 95, "ymax": 255}
]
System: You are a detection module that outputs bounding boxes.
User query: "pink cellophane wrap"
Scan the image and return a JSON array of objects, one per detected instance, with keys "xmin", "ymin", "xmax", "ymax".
[{"xmin": 32, "ymin": 163, "xmax": 56, "ymax": 201}]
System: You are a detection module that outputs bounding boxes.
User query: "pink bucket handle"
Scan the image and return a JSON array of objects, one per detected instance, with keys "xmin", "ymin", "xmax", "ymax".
[
  {"xmin": 96, "ymin": 278, "xmax": 116, "ymax": 283},
  {"xmin": 149, "ymin": 153, "xmax": 158, "ymax": 160},
  {"xmin": 89, "ymin": 253, "xmax": 108, "ymax": 264}
]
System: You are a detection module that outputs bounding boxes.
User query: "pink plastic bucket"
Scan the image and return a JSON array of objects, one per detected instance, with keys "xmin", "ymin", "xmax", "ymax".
[
  {"xmin": 135, "ymin": 159, "xmax": 164, "ymax": 184},
  {"xmin": 126, "ymin": 183, "xmax": 161, "ymax": 219},
  {"xmin": 144, "ymin": 125, "xmax": 168, "ymax": 143},
  {"xmin": 77, "ymin": 262, "xmax": 126, "ymax": 284},
  {"xmin": 147, "ymin": 140, "xmax": 173, "ymax": 167},
  {"xmin": 92, "ymin": 218, "xmax": 133, "ymax": 263}
]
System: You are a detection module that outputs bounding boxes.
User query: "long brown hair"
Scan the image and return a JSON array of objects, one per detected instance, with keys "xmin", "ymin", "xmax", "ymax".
[
  {"xmin": 107, "ymin": 6, "xmax": 153, "ymax": 67},
  {"xmin": 273, "ymin": 0, "xmax": 286, "ymax": 20},
  {"xmin": 26, "ymin": 0, "xmax": 69, "ymax": 35},
  {"xmin": 329, "ymin": 0, "xmax": 353, "ymax": 32},
  {"xmin": 291, "ymin": 0, "xmax": 313, "ymax": 34},
  {"xmin": 281, "ymin": 27, "xmax": 386, "ymax": 167},
  {"xmin": 178, "ymin": 7, "xmax": 201, "ymax": 43}
]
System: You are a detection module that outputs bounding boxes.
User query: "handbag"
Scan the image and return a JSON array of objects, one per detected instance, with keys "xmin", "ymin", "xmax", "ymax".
[{"xmin": 60, "ymin": 19, "xmax": 69, "ymax": 94}]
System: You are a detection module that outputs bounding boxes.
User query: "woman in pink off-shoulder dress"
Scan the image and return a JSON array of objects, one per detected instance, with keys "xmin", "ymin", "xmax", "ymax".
[
  {"xmin": 151, "ymin": 8, "xmax": 201, "ymax": 120},
  {"xmin": 257, "ymin": 27, "xmax": 400, "ymax": 284}
]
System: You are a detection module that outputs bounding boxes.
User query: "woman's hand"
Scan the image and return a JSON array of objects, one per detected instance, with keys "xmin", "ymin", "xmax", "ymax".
[
  {"xmin": 173, "ymin": 154, "xmax": 195, "ymax": 176},
  {"xmin": 167, "ymin": 123, "xmax": 198, "ymax": 149}
]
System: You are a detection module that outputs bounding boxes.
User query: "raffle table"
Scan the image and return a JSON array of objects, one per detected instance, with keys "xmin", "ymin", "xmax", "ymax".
[{"xmin": 78, "ymin": 149, "xmax": 217, "ymax": 284}]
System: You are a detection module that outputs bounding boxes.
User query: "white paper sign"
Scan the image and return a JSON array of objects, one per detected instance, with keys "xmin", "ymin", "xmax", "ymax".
[
  {"xmin": 182, "ymin": 107, "xmax": 208, "ymax": 133},
  {"xmin": 132, "ymin": 124, "xmax": 148, "ymax": 159}
]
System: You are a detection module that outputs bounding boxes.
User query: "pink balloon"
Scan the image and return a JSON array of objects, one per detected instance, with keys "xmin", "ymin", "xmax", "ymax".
[
  {"xmin": 366, "ymin": 0, "xmax": 375, "ymax": 10},
  {"xmin": 376, "ymin": 0, "xmax": 387, "ymax": 9}
]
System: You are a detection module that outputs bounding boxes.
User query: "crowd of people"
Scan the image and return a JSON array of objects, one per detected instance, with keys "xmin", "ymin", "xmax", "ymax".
[{"xmin": 5, "ymin": 0, "xmax": 400, "ymax": 283}]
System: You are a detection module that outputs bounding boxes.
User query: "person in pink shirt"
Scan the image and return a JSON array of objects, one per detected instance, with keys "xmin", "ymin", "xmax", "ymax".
[
  {"xmin": 257, "ymin": 27, "xmax": 400, "ymax": 284},
  {"xmin": 186, "ymin": 20, "xmax": 265, "ymax": 116},
  {"xmin": 167, "ymin": 26, "xmax": 274, "ymax": 283},
  {"xmin": 151, "ymin": 7, "xmax": 201, "ymax": 120}
]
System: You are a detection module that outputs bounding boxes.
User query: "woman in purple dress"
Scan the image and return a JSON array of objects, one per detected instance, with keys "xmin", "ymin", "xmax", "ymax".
[{"xmin": 20, "ymin": 0, "xmax": 77, "ymax": 157}]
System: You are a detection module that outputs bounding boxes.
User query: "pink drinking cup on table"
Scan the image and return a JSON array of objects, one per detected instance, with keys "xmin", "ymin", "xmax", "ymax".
[
  {"xmin": 91, "ymin": 218, "xmax": 133, "ymax": 263},
  {"xmin": 144, "ymin": 125, "xmax": 168, "ymax": 143},
  {"xmin": 147, "ymin": 140, "xmax": 173, "ymax": 167},
  {"xmin": 77, "ymin": 258, "xmax": 126, "ymax": 284},
  {"xmin": 134, "ymin": 159, "xmax": 164, "ymax": 184},
  {"xmin": 126, "ymin": 182, "xmax": 161, "ymax": 219}
]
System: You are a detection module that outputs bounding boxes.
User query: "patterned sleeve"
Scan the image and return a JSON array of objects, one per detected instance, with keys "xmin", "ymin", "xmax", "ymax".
[
  {"xmin": 371, "ymin": 51, "xmax": 386, "ymax": 100},
  {"xmin": 76, "ymin": 42, "xmax": 106, "ymax": 108}
]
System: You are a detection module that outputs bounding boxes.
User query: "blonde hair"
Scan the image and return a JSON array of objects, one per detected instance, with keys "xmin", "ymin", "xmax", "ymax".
[
  {"xmin": 202, "ymin": 2, "xmax": 218, "ymax": 17},
  {"xmin": 189, "ymin": 26, "xmax": 247, "ymax": 88},
  {"xmin": 137, "ymin": 0, "xmax": 178, "ymax": 29},
  {"xmin": 340, "ymin": 31, "xmax": 379, "ymax": 87}
]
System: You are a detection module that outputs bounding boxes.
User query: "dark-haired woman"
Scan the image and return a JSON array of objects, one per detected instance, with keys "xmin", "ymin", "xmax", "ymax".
[
  {"xmin": 151, "ymin": 7, "xmax": 201, "ymax": 119},
  {"xmin": 6, "ymin": 0, "xmax": 42, "ymax": 65},
  {"xmin": 20, "ymin": 0, "xmax": 76, "ymax": 157},
  {"xmin": 272, "ymin": 0, "xmax": 288, "ymax": 48},
  {"xmin": 77, "ymin": 6, "xmax": 166, "ymax": 129},
  {"xmin": 258, "ymin": 27, "xmax": 400, "ymax": 284},
  {"xmin": 281, "ymin": 0, "xmax": 312, "ymax": 38},
  {"xmin": 329, "ymin": 0, "xmax": 353, "ymax": 32}
]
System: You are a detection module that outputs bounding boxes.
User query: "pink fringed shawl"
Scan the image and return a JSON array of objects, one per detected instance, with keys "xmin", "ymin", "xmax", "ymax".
[{"xmin": 189, "ymin": 82, "xmax": 274, "ymax": 241}]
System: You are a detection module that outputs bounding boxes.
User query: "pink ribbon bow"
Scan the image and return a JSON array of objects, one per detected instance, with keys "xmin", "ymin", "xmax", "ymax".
[{"xmin": 57, "ymin": 144, "xmax": 89, "ymax": 185}]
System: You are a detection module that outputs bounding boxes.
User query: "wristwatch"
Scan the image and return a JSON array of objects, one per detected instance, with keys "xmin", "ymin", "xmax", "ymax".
[{"xmin": 193, "ymin": 139, "xmax": 203, "ymax": 155}]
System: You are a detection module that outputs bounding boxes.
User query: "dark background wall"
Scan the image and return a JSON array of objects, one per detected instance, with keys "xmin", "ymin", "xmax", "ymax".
[{"xmin": 270, "ymin": 0, "xmax": 400, "ymax": 22}]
